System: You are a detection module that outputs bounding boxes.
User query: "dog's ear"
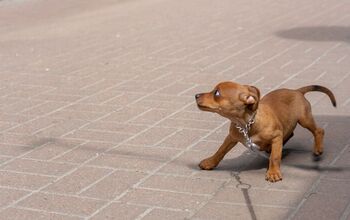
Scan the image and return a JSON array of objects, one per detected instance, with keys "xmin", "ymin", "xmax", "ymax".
[{"xmin": 240, "ymin": 85, "xmax": 260, "ymax": 111}]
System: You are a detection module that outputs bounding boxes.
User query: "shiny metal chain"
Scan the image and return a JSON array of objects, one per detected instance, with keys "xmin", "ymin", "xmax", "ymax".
[{"xmin": 235, "ymin": 113, "xmax": 269, "ymax": 159}]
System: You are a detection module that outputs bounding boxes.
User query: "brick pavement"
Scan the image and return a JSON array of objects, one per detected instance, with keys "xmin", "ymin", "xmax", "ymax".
[{"xmin": 0, "ymin": 0, "xmax": 350, "ymax": 219}]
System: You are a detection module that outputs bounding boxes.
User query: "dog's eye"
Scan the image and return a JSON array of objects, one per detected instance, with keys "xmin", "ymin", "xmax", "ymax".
[{"xmin": 214, "ymin": 90, "xmax": 220, "ymax": 97}]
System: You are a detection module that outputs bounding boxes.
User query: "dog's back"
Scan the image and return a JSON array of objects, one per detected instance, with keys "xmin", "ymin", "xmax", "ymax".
[{"xmin": 259, "ymin": 86, "xmax": 336, "ymax": 141}]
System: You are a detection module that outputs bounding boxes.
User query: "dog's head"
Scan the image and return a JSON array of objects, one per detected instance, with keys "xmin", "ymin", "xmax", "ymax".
[{"xmin": 195, "ymin": 81, "xmax": 260, "ymax": 119}]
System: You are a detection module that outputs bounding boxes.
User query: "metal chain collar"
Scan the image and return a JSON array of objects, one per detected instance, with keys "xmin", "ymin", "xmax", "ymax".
[{"xmin": 235, "ymin": 112, "xmax": 269, "ymax": 159}]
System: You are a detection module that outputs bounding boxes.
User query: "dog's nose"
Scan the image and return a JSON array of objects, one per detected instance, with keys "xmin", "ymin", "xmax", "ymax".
[{"xmin": 195, "ymin": 93, "xmax": 201, "ymax": 99}]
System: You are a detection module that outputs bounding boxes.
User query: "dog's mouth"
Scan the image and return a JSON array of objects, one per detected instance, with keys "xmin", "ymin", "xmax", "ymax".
[{"xmin": 197, "ymin": 104, "xmax": 215, "ymax": 112}]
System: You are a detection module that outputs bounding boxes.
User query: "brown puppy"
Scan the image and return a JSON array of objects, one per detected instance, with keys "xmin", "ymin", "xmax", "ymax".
[{"xmin": 195, "ymin": 82, "xmax": 336, "ymax": 182}]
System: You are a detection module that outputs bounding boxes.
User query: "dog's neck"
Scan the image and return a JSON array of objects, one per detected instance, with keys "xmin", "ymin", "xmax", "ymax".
[{"xmin": 230, "ymin": 110, "xmax": 257, "ymax": 128}]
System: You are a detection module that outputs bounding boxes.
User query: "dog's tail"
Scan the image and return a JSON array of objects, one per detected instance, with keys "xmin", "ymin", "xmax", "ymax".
[{"xmin": 297, "ymin": 85, "xmax": 337, "ymax": 107}]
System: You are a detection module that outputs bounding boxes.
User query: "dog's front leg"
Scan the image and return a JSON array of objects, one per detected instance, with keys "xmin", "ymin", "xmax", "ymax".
[
  {"xmin": 199, "ymin": 135, "xmax": 237, "ymax": 170},
  {"xmin": 266, "ymin": 135, "xmax": 283, "ymax": 182}
]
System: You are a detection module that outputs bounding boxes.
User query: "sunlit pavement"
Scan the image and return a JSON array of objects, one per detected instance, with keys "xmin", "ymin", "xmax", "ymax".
[{"xmin": 0, "ymin": 0, "xmax": 349, "ymax": 219}]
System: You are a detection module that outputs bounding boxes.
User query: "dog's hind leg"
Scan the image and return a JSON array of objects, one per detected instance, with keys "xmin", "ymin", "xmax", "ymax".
[{"xmin": 298, "ymin": 105, "xmax": 324, "ymax": 156}]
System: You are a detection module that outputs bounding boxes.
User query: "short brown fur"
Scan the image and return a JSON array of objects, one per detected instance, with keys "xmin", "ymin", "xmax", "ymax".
[{"xmin": 195, "ymin": 81, "xmax": 336, "ymax": 182}]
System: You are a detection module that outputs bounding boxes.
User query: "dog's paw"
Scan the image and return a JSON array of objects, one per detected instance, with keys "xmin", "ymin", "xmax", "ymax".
[
  {"xmin": 199, "ymin": 158, "xmax": 217, "ymax": 170},
  {"xmin": 265, "ymin": 169, "xmax": 283, "ymax": 182},
  {"xmin": 313, "ymin": 149, "xmax": 323, "ymax": 156}
]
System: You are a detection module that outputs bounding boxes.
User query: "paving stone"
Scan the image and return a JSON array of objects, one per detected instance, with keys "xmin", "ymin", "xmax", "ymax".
[
  {"xmin": 0, "ymin": 207, "xmax": 83, "ymax": 220},
  {"xmin": 212, "ymin": 186, "xmax": 303, "ymax": 208},
  {"xmin": 99, "ymin": 92, "xmax": 144, "ymax": 106},
  {"xmin": 293, "ymin": 193, "xmax": 349, "ymax": 220},
  {"xmin": 142, "ymin": 208, "xmax": 190, "ymax": 220},
  {"xmin": 53, "ymin": 141, "xmax": 114, "ymax": 164},
  {"xmin": 0, "ymin": 159, "xmax": 75, "ymax": 176},
  {"xmin": 35, "ymin": 94, "xmax": 83, "ymax": 103},
  {"xmin": 115, "ymin": 80, "xmax": 161, "ymax": 93},
  {"xmin": 0, "ymin": 0, "xmax": 349, "ymax": 218},
  {"xmin": 192, "ymin": 202, "xmax": 291, "ymax": 220},
  {"xmin": 171, "ymin": 110, "xmax": 222, "ymax": 122},
  {"xmin": 158, "ymin": 150, "xmax": 212, "ymax": 176},
  {"xmin": 90, "ymin": 202, "xmax": 147, "ymax": 220},
  {"xmin": 120, "ymin": 188, "xmax": 209, "ymax": 210},
  {"xmin": 1, "ymin": 99, "xmax": 44, "ymax": 114},
  {"xmin": 47, "ymin": 110, "xmax": 106, "ymax": 121},
  {"xmin": 0, "ymin": 188, "xmax": 29, "ymax": 207},
  {"xmin": 84, "ymin": 122, "xmax": 148, "ymax": 134},
  {"xmin": 100, "ymin": 107, "xmax": 151, "ymax": 123},
  {"xmin": 0, "ymin": 122, "xmax": 16, "ymax": 132},
  {"xmin": 43, "ymin": 166, "xmax": 112, "ymax": 194},
  {"xmin": 157, "ymin": 129, "xmax": 209, "ymax": 149},
  {"xmin": 158, "ymin": 118, "xmax": 222, "ymax": 130},
  {"xmin": 0, "ymin": 133, "xmax": 51, "ymax": 147},
  {"xmin": 72, "ymin": 89, "xmax": 122, "ymax": 105},
  {"xmin": 64, "ymin": 129, "xmax": 131, "ymax": 143},
  {"xmin": 126, "ymin": 126, "xmax": 177, "ymax": 146},
  {"xmin": 17, "ymin": 192, "xmax": 106, "ymax": 217},
  {"xmin": 23, "ymin": 139, "xmax": 83, "ymax": 160},
  {"xmin": 87, "ymin": 153, "xmax": 164, "ymax": 172},
  {"xmin": 0, "ymin": 171, "xmax": 55, "ymax": 190},
  {"xmin": 190, "ymin": 140, "xmax": 225, "ymax": 152},
  {"xmin": 108, "ymin": 145, "xmax": 181, "ymax": 162},
  {"xmin": 140, "ymin": 174, "xmax": 225, "ymax": 195},
  {"xmin": 204, "ymin": 129, "xmax": 231, "ymax": 142},
  {"xmin": 21, "ymin": 102, "xmax": 72, "ymax": 116},
  {"xmin": 144, "ymin": 94, "xmax": 193, "ymax": 103},
  {"xmin": 62, "ymin": 103, "xmax": 117, "ymax": 114},
  {"xmin": 316, "ymin": 179, "xmax": 350, "ymax": 198},
  {"xmin": 80, "ymin": 170, "xmax": 146, "ymax": 200},
  {"xmin": 129, "ymin": 109, "xmax": 174, "ymax": 125},
  {"xmin": 0, "ymin": 143, "xmax": 33, "ymax": 157},
  {"xmin": 0, "ymin": 156, "xmax": 11, "ymax": 164},
  {"xmin": 157, "ymin": 82, "xmax": 194, "ymax": 95},
  {"xmin": 130, "ymin": 99, "xmax": 189, "ymax": 110},
  {"xmin": 6, "ymin": 118, "xmax": 77, "ymax": 136},
  {"xmin": 34, "ymin": 120, "xmax": 88, "ymax": 138}
]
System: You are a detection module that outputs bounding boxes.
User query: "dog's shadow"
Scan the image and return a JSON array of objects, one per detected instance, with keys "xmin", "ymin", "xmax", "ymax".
[
  {"xmin": 187, "ymin": 150, "xmax": 269, "ymax": 173},
  {"xmin": 282, "ymin": 142, "xmax": 349, "ymax": 172},
  {"xmin": 217, "ymin": 152, "xmax": 268, "ymax": 172},
  {"xmin": 190, "ymin": 141, "xmax": 348, "ymax": 173},
  {"xmin": 275, "ymin": 26, "xmax": 350, "ymax": 43}
]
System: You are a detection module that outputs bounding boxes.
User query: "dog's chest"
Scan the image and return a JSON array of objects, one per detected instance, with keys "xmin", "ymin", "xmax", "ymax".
[{"xmin": 250, "ymin": 134, "xmax": 272, "ymax": 150}]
